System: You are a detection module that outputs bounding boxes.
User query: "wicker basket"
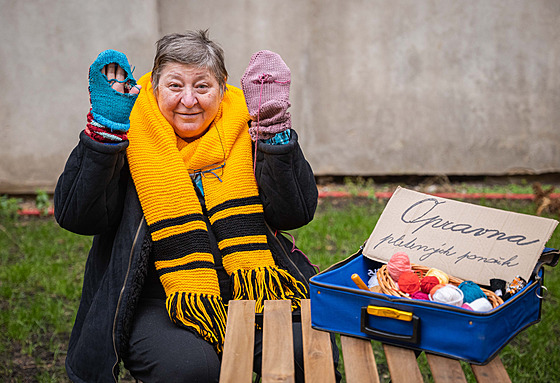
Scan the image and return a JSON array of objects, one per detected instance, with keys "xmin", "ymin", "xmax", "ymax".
[{"xmin": 376, "ymin": 264, "xmax": 504, "ymax": 308}]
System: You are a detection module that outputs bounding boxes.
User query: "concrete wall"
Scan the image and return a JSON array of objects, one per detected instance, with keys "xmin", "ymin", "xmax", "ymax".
[
  {"xmin": 1, "ymin": 0, "xmax": 559, "ymax": 193},
  {"xmin": 0, "ymin": 0, "xmax": 159, "ymax": 193}
]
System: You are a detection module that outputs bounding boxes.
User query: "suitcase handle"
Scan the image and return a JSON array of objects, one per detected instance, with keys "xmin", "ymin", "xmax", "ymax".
[{"xmin": 361, "ymin": 306, "xmax": 420, "ymax": 344}]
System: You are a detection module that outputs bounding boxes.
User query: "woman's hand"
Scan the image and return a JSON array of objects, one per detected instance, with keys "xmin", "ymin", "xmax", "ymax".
[
  {"xmin": 88, "ymin": 49, "xmax": 140, "ymax": 131},
  {"xmin": 241, "ymin": 50, "xmax": 292, "ymax": 141},
  {"xmin": 102, "ymin": 62, "xmax": 141, "ymax": 95}
]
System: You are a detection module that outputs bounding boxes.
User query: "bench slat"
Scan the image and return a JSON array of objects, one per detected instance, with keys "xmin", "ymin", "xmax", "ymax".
[
  {"xmin": 471, "ymin": 356, "xmax": 511, "ymax": 383},
  {"xmin": 426, "ymin": 353, "xmax": 468, "ymax": 383},
  {"xmin": 219, "ymin": 300, "xmax": 256, "ymax": 383},
  {"xmin": 262, "ymin": 300, "xmax": 295, "ymax": 383},
  {"xmin": 341, "ymin": 336, "xmax": 380, "ymax": 383},
  {"xmin": 384, "ymin": 344, "xmax": 423, "ymax": 383},
  {"xmin": 301, "ymin": 299, "xmax": 336, "ymax": 383},
  {"xmin": 218, "ymin": 299, "xmax": 512, "ymax": 383}
]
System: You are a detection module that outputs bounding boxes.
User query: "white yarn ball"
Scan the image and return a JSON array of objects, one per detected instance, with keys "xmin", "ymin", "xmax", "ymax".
[
  {"xmin": 468, "ymin": 297, "xmax": 493, "ymax": 312},
  {"xmin": 429, "ymin": 285, "xmax": 464, "ymax": 307}
]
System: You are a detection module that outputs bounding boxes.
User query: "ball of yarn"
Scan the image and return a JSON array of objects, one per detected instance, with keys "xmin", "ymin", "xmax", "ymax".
[
  {"xmin": 425, "ymin": 268, "xmax": 449, "ymax": 285},
  {"xmin": 387, "ymin": 252, "xmax": 411, "ymax": 282},
  {"xmin": 398, "ymin": 271, "xmax": 420, "ymax": 294},
  {"xmin": 458, "ymin": 281, "xmax": 486, "ymax": 304},
  {"xmin": 429, "ymin": 284, "xmax": 445, "ymax": 297},
  {"xmin": 461, "ymin": 303, "xmax": 473, "ymax": 311},
  {"xmin": 420, "ymin": 276, "xmax": 440, "ymax": 294},
  {"xmin": 468, "ymin": 297, "xmax": 493, "ymax": 312},
  {"xmin": 410, "ymin": 291, "xmax": 429, "ymax": 300},
  {"xmin": 429, "ymin": 284, "xmax": 464, "ymax": 307}
]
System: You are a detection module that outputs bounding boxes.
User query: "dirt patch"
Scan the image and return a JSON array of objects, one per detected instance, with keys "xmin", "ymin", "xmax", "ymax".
[
  {"xmin": 2, "ymin": 338, "xmax": 137, "ymax": 383},
  {"xmin": 2, "ymin": 334, "xmax": 68, "ymax": 382}
]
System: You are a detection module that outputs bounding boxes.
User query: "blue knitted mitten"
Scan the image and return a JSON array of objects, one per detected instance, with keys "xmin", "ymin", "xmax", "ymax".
[{"xmin": 88, "ymin": 49, "xmax": 138, "ymax": 131}]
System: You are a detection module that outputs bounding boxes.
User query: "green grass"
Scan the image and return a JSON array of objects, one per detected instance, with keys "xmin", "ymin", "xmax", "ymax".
[
  {"xmin": 0, "ymin": 216, "xmax": 90, "ymax": 382},
  {"xmin": 0, "ymin": 195, "xmax": 559, "ymax": 382},
  {"xmin": 455, "ymin": 182, "xmax": 536, "ymax": 195}
]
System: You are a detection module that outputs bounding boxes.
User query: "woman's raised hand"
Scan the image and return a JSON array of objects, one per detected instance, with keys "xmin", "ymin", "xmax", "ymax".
[
  {"xmin": 102, "ymin": 62, "xmax": 141, "ymax": 95},
  {"xmin": 88, "ymin": 50, "xmax": 140, "ymax": 131},
  {"xmin": 241, "ymin": 50, "xmax": 292, "ymax": 141}
]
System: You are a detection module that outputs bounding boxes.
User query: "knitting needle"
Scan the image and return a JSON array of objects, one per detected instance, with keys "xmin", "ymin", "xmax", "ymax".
[{"xmin": 351, "ymin": 273, "xmax": 370, "ymax": 291}]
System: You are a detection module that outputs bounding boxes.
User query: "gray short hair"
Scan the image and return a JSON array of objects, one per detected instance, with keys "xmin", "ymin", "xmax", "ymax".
[{"xmin": 151, "ymin": 30, "xmax": 228, "ymax": 95}]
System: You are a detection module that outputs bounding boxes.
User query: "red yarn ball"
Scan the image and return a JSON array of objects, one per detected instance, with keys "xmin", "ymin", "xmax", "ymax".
[
  {"xmin": 398, "ymin": 271, "xmax": 420, "ymax": 294},
  {"xmin": 420, "ymin": 276, "xmax": 440, "ymax": 294},
  {"xmin": 410, "ymin": 291, "xmax": 429, "ymax": 300},
  {"xmin": 387, "ymin": 252, "xmax": 411, "ymax": 282}
]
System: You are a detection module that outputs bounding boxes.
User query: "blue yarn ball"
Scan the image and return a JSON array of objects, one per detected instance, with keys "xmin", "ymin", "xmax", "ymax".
[{"xmin": 458, "ymin": 281, "xmax": 486, "ymax": 303}]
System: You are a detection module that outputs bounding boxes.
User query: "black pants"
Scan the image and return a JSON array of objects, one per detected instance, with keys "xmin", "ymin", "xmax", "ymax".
[{"xmin": 124, "ymin": 298, "xmax": 340, "ymax": 383}]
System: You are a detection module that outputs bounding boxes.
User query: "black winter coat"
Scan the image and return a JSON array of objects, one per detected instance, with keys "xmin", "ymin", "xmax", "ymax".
[{"xmin": 55, "ymin": 129, "xmax": 318, "ymax": 383}]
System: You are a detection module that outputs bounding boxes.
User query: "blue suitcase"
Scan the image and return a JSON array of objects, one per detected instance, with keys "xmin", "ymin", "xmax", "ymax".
[{"xmin": 309, "ymin": 246, "xmax": 559, "ymax": 364}]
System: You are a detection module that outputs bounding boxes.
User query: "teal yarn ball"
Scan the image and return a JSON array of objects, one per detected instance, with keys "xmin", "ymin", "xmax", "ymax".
[{"xmin": 458, "ymin": 281, "xmax": 486, "ymax": 303}]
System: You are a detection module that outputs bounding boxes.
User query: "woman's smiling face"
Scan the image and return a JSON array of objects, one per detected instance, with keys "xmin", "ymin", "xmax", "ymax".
[{"xmin": 155, "ymin": 62, "xmax": 224, "ymax": 140}]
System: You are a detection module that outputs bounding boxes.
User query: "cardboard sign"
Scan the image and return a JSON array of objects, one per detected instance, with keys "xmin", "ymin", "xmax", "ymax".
[{"xmin": 363, "ymin": 187, "xmax": 558, "ymax": 285}]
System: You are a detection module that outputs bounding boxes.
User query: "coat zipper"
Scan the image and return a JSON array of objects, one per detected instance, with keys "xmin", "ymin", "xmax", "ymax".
[{"xmin": 111, "ymin": 216, "xmax": 145, "ymax": 382}]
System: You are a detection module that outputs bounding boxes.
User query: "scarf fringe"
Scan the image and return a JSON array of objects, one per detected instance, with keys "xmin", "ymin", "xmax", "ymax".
[
  {"xmin": 166, "ymin": 292, "xmax": 227, "ymax": 353},
  {"xmin": 231, "ymin": 266, "xmax": 308, "ymax": 313}
]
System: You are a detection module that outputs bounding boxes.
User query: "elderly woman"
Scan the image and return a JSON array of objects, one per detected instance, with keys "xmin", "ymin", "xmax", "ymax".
[{"xmin": 55, "ymin": 30, "xmax": 336, "ymax": 382}]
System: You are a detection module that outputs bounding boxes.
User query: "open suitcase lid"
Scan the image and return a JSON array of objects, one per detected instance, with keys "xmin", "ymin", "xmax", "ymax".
[{"xmin": 362, "ymin": 187, "xmax": 558, "ymax": 285}]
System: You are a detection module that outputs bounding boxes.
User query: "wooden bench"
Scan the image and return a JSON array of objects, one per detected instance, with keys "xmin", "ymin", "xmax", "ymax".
[{"xmin": 219, "ymin": 299, "xmax": 511, "ymax": 383}]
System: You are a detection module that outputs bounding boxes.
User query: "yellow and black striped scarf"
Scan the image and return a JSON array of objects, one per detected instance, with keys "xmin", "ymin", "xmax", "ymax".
[{"xmin": 127, "ymin": 73, "xmax": 307, "ymax": 352}]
